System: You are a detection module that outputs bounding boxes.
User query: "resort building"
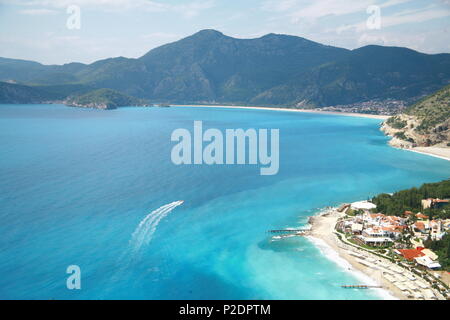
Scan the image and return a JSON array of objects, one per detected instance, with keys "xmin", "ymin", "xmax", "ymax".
[
  {"xmin": 362, "ymin": 227, "xmax": 384, "ymax": 238},
  {"xmin": 381, "ymin": 226, "xmax": 402, "ymax": 239},
  {"xmin": 430, "ymin": 220, "xmax": 444, "ymax": 240},
  {"xmin": 443, "ymin": 219, "xmax": 450, "ymax": 231},
  {"xmin": 415, "ymin": 256, "xmax": 441, "ymax": 269},
  {"xmin": 413, "ymin": 220, "xmax": 445, "ymax": 240},
  {"xmin": 421, "ymin": 249, "xmax": 438, "ymax": 261},
  {"xmin": 358, "ymin": 227, "xmax": 393, "ymax": 246},
  {"xmin": 358, "ymin": 235, "xmax": 393, "ymax": 246},
  {"xmin": 396, "ymin": 248, "xmax": 441, "ymax": 270},
  {"xmin": 396, "ymin": 248, "xmax": 425, "ymax": 261},
  {"xmin": 421, "ymin": 198, "xmax": 450, "ymax": 210},
  {"xmin": 422, "ymin": 199, "xmax": 433, "ymax": 210},
  {"xmin": 413, "ymin": 221, "xmax": 429, "ymax": 234},
  {"xmin": 350, "ymin": 201, "xmax": 377, "ymax": 211},
  {"xmin": 351, "ymin": 223, "xmax": 363, "ymax": 235}
]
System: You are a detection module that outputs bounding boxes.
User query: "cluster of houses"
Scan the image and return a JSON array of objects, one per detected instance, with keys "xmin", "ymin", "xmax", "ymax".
[{"xmin": 337, "ymin": 198, "xmax": 450, "ymax": 270}]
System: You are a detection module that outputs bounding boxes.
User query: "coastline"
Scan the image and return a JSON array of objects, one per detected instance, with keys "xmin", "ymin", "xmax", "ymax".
[
  {"xmin": 386, "ymin": 140, "xmax": 450, "ymax": 162},
  {"xmin": 174, "ymin": 102, "xmax": 447, "ymax": 299},
  {"xmin": 405, "ymin": 146, "xmax": 450, "ymax": 162},
  {"xmin": 306, "ymin": 209, "xmax": 406, "ymax": 300},
  {"xmin": 172, "ymin": 104, "xmax": 391, "ymax": 120},
  {"xmin": 174, "ymin": 104, "xmax": 450, "ymax": 162},
  {"xmin": 173, "ymin": 104, "xmax": 450, "ymax": 161}
]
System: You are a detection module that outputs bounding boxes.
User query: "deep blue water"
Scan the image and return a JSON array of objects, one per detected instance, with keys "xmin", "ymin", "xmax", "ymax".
[{"xmin": 0, "ymin": 104, "xmax": 449, "ymax": 300}]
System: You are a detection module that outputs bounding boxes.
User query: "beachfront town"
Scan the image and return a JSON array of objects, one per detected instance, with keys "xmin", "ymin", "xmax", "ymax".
[
  {"xmin": 333, "ymin": 198, "xmax": 450, "ymax": 300},
  {"xmin": 312, "ymin": 99, "xmax": 408, "ymax": 116}
]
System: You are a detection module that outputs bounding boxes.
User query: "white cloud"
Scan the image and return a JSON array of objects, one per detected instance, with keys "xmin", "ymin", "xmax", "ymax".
[
  {"xmin": 140, "ymin": 32, "xmax": 179, "ymax": 40},
  {"xmin": 261, "ymin": 0, "xmax": 298, "ymax": 12},
  {"xmin": 382, "ymin": 7, "xmax": 450, "ymax": 27},
  {"xmin": 2, "ymin": 0, "xmax": 215, "ymax": 17},
  {"xmin": 259, "ymin": 0, "xmax": 449, "ymax": 54},
  {"xmin": 173, "ymin": 0, "xmax": 215, "ymax": 18},
  {"xmin": 267, "ymin": 0, "xmax": 414, "ymax": 23},
  {"xmin": 289, "ymin": 0, "xmax": 373, "ymax": 22},
  {"xmin": 332, "ymin": 5, "xmax": 450, "ymax": 34},
  {"xmin": 379, "ymin": 0, "xmax": 412, "ymax": 8},
  {"xmin": 19, "ymin": 8, "xmax": 58, "ymax": 15}
]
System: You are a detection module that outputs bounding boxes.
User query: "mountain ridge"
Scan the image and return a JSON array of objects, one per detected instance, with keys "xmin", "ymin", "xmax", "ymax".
[{"xmin": 1, "ymin": 29, "xmax": 450, "ymax": 109}]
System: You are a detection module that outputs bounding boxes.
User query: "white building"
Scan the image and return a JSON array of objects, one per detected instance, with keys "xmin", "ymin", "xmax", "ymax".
[
  {"xmin": 415, "ymin": 256, "xmax": 441, "ymax": 269},
  {"xmin": 351, "ymin": 201, "xmax": 377, "ymax": 211}
]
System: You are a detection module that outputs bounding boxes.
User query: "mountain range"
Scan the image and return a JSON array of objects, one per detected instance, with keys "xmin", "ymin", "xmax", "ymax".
[{"xmin": 1, "ymin": 29, "xmax": 450, "ymax": 108}]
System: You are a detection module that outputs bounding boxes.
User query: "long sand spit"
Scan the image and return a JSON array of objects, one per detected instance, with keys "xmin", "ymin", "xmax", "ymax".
[{"xmin": 173, "ymin": 104, "xmax": 390, "ymax": 119}]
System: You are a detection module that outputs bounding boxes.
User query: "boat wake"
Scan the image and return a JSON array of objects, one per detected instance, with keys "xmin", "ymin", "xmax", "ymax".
[
  {"xmin": 109, "ymin": 201, "xmax": 184, "ymax": 286},
  {"xmin": 130, "ymin": 200, "xmax": 184, "ymax": 254}
]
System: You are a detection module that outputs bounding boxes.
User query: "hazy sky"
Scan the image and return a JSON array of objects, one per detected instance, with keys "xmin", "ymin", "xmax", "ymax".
[{"xmin": 0, "ymin": 0, "xmax": 449, "ymax": 65}]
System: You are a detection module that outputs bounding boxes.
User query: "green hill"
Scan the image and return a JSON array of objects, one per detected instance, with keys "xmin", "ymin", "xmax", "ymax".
[
  {"xmin": 0, "ymin": 81, "xmax": 149, "ymax": 110},
  {"xmin": 382, "ymin": 85, "xmax": 450, "ymax": 147},
  {"xmin": 253, "ymin": 45, "xmax": 450, "ymax": 107},
  {"xmin": 0, "ymin": 81, "xmax": 94, "ymax": 104},
  {"xmin": 0, "ymin": 81, "xmax": 52, "ymax": 103},
  {"xmin": 64, "ymin": 88, "xmax": 150, "ymax": 110},
  {"xmin": 407, "ymin": 84, "xmax": 450, "ymax": 132}
]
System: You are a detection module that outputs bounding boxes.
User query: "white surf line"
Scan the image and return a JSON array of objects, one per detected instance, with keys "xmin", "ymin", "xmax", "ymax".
[{"xmin": 305, "ymin": 236, "xmax": 398, "ymax": 300}]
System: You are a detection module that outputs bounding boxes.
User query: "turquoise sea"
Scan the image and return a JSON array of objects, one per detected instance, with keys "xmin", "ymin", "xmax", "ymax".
[{"xmin": 0, "ymin": 104, "xmax": 449, "ymax": 300}]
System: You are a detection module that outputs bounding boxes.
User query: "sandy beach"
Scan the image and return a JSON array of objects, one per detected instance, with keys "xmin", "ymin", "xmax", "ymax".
[
  {"xmin": 172, "ymin": 104, "xmax": 391, "ymax": 119},
  {"xmin": 409, "ymin": 147, "xmax": 450, "ymax": 161},
  {"xmin": 308, "ymin": 210, "xmax": 408, "ymax": 300}
]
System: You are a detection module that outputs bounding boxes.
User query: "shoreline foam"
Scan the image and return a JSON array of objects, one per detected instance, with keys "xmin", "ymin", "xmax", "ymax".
[{"xmin": 305, "ymin": 236, "xmax": 398, "ymax": 300}]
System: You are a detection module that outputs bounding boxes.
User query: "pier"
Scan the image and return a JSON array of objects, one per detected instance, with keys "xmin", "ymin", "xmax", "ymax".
[
  {"xmin": 341, "ymin": 285, "xmax": 383, "ymax": 289},
  {"xmin": 268, "ymin": 229, "xmax": 308, "ymax": 234}
]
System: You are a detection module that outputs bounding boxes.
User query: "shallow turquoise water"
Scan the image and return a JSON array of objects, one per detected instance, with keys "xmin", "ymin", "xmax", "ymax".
[{"xmin": 0, "ymin": 104, "xmax": 449, "ymax": 300}]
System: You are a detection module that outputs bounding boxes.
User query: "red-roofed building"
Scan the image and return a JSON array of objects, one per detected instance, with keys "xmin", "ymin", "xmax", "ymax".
[
  {"xmin": 416, "ymin": 213, "xmax": 429, "ymax": 220},
  {"xmin": 414, "ymin": 222, "xmax": 426, "ymax": 231},
  {"xmin": 397, "ymin": 248, "xmax": 425, "ymax": 261},
  {"xmin": 369, "ymin": 213, "xmax": 385, "ymax": 219}
]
